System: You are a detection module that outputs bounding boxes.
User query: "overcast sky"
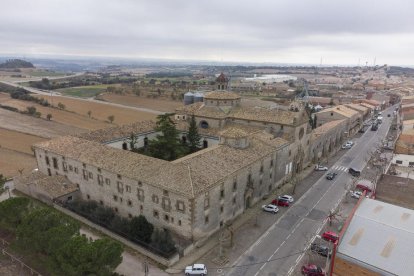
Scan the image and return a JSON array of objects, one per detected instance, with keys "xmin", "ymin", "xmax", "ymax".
[{"xmin": 1, "ymin": 0, "xmax": 414, "ymax": 66}]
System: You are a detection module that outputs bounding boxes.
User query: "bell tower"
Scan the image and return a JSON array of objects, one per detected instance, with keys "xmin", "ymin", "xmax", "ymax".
[{"xmin": 216, "ymin": 73, "xmax": 229, "ymax": 90}]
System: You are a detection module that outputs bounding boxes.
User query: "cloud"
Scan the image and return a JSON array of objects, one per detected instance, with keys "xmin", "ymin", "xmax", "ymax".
[{"xmin": 0, "ymin": 0, "xmax": 413, "ymax": 65}]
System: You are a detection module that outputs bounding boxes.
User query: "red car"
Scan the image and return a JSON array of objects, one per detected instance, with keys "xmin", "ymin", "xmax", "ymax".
[
  {"xmin": 301, "ymin": 264, "xmax": 325, "ymax": 276},
  {"xmin": 321, "ymin": 231, "xmax": 339, "ymax": 243},
  {"xmin": 271, "ymin": 199, "xmax": 290, "ymax": 207}
]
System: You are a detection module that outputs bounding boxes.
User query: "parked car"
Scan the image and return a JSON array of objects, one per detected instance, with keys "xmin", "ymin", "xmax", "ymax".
[
  {"xmin": 322, "ymin": 231, "xmax": 339, "ymax": 243},
  {"xmin": 326, "ymin": 172, "xmax": 337, "ymax": 180},
  {"xmin": 345, "ymin": 141, "xmax": 354, "ymax": 146},
  {"xmin": 310, "ymin": 243, "xmax": 330, "ymax": 257},
  {"xmin": 185, "ymin": 264, "xmax": 207, "ymax": 276},
  {"xmin": 314, "ymin": 164, "xmax": 328, "ymax": 171},
  {"xmin": 348, "ymin": 167, "xmax": 361, "ymax": 177},
  {"xmin": 278, "ymin": 195, "xmax": 294, "ymax": 203},
  {"xmin": 350, "ymin": 190, "xmax": 363, "ymax": 199},
  {"xmin": 262, "ymin": 204, "xmax": 279, "ymax": 214},
  {"xmin": 271, "ymin": 198, "xmax": 289, "ymax": 207},
  {"xmin": 301, "ymin": 264, "xmax": 325, "ymax": 276},
  {"xmin": 341, "ymin": 144, "xmax": 352, "ymax": 149}
]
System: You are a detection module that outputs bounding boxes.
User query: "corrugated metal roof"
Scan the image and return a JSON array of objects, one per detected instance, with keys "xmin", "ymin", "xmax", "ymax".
[{"xmin": 338, "ymin": 198, "xmax": 414, "ymax": 276}]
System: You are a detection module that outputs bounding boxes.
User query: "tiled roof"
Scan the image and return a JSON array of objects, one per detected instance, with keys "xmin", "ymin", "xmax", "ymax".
[
  {"xmin": 34, "ymin": 136, "xmax": 195, "ymax": 197},
  {"xmin": 177, "ymin": 135, "xmax": 287, "ymax": 195},
  {"xmin": 316, "ymin": 105, "xmax": 359, "ymax": 118},
  {"xmin": 312, "ymin": 119, "xmax": 346, "ymax": 138},
  {"xmin": 216, "ymin": 73, "xmax": 229, "ymax": 82},
  {"xmin": 175, "ymin": 102, "xmax": 204, "ymax": 114},
  {"xmin": 77, "ymin": 120, "xmax": 156, "ymax": 143},
  {"xmin": 15, "ymin": 171, "xmax": 79, "ymax": 199},
  {"xmin": 345, "ymin": 104, "xmax": 368, "ymax": 113},
  {"xmin": 219, "ymin": 127, "xmax": 248, "ymax": 138},
  {"xmin": 229, "ymin": 107, "xmax": 299, "ymax": 125},
  {"xmin": 35, "ymin": 126, "xmax": 290, "ymax": 198},
  {"xmin": 204, "ymin": 91, "xmax": 240, "ymax": 100}
]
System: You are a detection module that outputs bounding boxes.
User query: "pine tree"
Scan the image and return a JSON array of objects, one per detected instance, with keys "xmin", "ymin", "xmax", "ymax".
[
  {"xmin": 187, "ymin": 115, "xmax": 201, "ymax": 153},
  {"xmin": 149, "ymin": 113, "xmax": 182, "ymax": 160}
]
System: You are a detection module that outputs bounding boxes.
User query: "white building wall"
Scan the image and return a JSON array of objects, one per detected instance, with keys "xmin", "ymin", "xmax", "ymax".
[{"xmin": 392, "ymin": 154, "xmax": 414, "ymax": 167}]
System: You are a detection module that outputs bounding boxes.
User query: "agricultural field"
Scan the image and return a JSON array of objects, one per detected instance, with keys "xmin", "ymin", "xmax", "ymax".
[
  {"xmin": 0, "ymin": 147, "xmax": 38, "ymax": 178},
  {"xmin": 101, "ymin": 93, "xmax": 182, "ymax": 113},
  {"xmin": 0, "ymin": 93, "xmax": 109, "ymax": 130},
  {"xmin": 0, "ymin": 108, "xmax": 83, "ymax": 138},
  {"xmin": 56, "ymin": 84, "xmax": 113, "ymax": 98},
  {"xmin": 33, "ymin": 94, "xmax": 158, "ymax": 125},
  {"xmin": 0, "ymin": 128, "xmax": 46, "ymax": 155}
]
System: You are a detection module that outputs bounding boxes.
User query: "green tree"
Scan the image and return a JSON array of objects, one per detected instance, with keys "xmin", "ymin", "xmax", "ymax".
[
  {"xmin": 57, "ymin": 102, "xmax": 65, "ymax": 110},
  {"xmin": 15, "ymin": 208, "xmax": 80, "ymax": 255},
  {"xmin": 148, "ymin": 113, "xmax": 182, "ymax": 160},
  {"xmin": 0, "ymin": 174, "xmax": 6, "ymax": 195},
  {"xmin": 128, "ymin": 133, "xmax": 138, "ymax": 151},
  {"xmin": 53, "ymin": 235, "xmax": 123, "ymax": 276},
  {"xmin": 129, "ymin": 215, "xmax": 154, "ymax": 243},
  {"xmin": 108, "ymin": 115, "xmax": 115, "ymax": 124},
  {"xmin": 26, "ymin": 106, "xmax": 37, "ymax": 115},
  {"xmin": 0, "ymin": 197, "xmax": 30, "ymax": 232},
  {"xmin": 187, "ymin": 115, "xmax": 201, "ymax": 153},
  {"xmin": 46, "ymin": 113, "xmax": 52, "ymax": 120},
  {"xmin": 151, "ymin": 228, "xmax": 175, "ymax": 254}
]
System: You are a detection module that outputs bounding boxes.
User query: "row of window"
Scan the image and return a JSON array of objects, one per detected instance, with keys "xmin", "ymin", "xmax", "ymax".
[{"xmin": 86, "ymin": 195, "xmax": 183, "ymax": 227}]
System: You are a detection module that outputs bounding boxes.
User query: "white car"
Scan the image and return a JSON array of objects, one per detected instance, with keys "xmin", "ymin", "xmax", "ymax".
[
  {"xmin": 262, "ymin": 204, "xmax": 279, "ymax": 214},
  {"xmin": 341, "ymin": 144, "xmax": 352, "ymax": 149},
  {"xmin": 278, "ymin": 195, "xmax": 294, "ymax": 203},
  {"xmin": 185, "ymin": 264, "xmax": 207, "ymax": 276},
  {"xmin": 350, "ymin": 191, "xmax": 362, "ymax": 199},
  {"xmin": 315, "ymin": 165, "xmax": 328, "ymax": 171}
]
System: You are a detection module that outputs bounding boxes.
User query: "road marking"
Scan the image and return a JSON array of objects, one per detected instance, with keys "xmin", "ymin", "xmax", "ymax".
[{"xmin": 287, "ymin": 266, "xmax": 295, "ymax": 275}]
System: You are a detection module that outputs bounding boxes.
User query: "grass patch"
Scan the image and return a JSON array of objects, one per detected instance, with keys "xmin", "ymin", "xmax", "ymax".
[{"xmin": 56, "ymin": 85, "xmax": 110, "ymax": 98}]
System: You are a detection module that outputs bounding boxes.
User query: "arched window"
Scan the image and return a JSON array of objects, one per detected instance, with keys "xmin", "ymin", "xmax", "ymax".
[
  {"xmin": 200, "ymin": 120, "xmax": 209, "ymax": 129},
  {"xmin": 203, "ymin": 140, "xmax": 208, "ymax": 148}
]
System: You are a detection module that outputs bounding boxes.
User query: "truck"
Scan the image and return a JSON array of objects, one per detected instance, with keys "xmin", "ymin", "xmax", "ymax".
[{"xmin": 185, "ymin": 264, "xmax": 208, "ymax": 275}]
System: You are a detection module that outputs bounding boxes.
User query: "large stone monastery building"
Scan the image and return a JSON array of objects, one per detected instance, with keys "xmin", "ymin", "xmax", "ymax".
[{"xmin": 29, "ymin": 74, "xmax": 355, "ymax": 242}]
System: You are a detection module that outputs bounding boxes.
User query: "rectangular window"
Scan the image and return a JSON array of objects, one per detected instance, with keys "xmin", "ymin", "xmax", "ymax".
[
  {"xmin": 233, "ymin": 197, "xmax": 236, "ymax": 205},
  {"xmin": 396, "ymin": 160, "xmax": 403, "ymax": 164},
  {"xmin": 162, "ymin": 197, "xmax": 171, "ymax": 212},
  {"xmin": 45, "ymin": 156, "xmax": 50, "ymax": 166},
  {"xmin": 74, "ymin": 167, "xmax": 78, "ymax": 174},
  {"xmin": 127, "ymin": 200, "xmax": 133, "ymax": 207},
  {"xmin": 152, "ymin": 194, "xmax": 159, "ymax": 204},
  {"xmin": 205, "ymin": 215, "xmax": 209, "ymax": 224},
  {"xmin": 163, "ymin": 190, "xmax": 169, "ymax": 196},
  {"xmin": 53, "ymin": 157, "xmax": 59, "ymax": 169},
  {"xmin": 176, "ymin": 200, "xmax": 185, "ymax": 212},
  {"xmin": 126, "ymin": 185, "xmax": 131, "ymax": 193},
  {"xmin": 204, "ymin": 197, "xmax": 210, "ymax": 210},
  {"xmin": 117, "ymin": 181, "xmax": 124, "ymax": 193},
  {"xmin": 62, "ymin": 162, "xmax": 68, "ymax": 172},
  {"xmin": 137, "ymin": 188, "xmax": 145, "ymax": 202},
  {"xmin": 164, "ymin": 214, "xmax": 169, "ymax": 222},
  {"xmin": 83, "ymin": 169, "xmax": 88, "ymax": 180},
  {"xmin": 153, "ymin": 210, "xmax": 159, "ymax": 219},
  {"xmin": 97, "ymin": 175, "xmax": 103, "ymax": 186},
  {"xmin": 220, "ymin": 206, "xmax": 224, "ymax": 213},
  {"xmin": 220, "ymin": 189, "xmax": 225, "ymax": 199},
  {"xmin": 113, "ymin": 195, "xmax": 118, "ymax": 202},
  {"xmin": 233, "ymin": 180, "xmax": 237, "ymax": 191},
  {"xmin": 260, "ymin": 165, "xmax": 264, "ymax": 173},
  {"xmin": 105, "ymin": 178, "xmax": 110, "ymax": 185},
  {"xmin": 88, "ymin": 172, "xmax": 93, "ymax": 179},
  {"xmin": 69, "ymin": 165, "xmax": 73, "ymax": 171}
]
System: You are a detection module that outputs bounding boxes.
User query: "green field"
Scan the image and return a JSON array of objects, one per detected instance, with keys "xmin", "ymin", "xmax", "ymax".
[
  {"xmin": 56, "ymin": 85, "xmax": 110, "ymax": 98},
  {"xmin": 28, "ymin": 70, "xmax": 66, "ymax": 77}
]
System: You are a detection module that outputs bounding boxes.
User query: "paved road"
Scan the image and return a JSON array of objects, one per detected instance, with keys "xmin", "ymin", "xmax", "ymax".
[
  {"xmin": 226, "ymin": 108, "xmax": 394, "ymax": 276},
  {"xmin": 0, "ymin": 80, "xmax": 163, "ymax": 115}
]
